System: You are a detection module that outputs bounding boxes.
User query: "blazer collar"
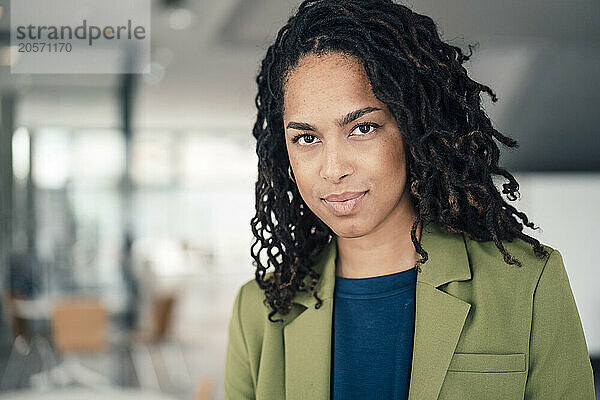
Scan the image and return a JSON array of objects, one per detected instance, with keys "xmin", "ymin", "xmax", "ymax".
[{"xmin": 283, "ymin": 221, "xmax": 473, "ymax": 400}]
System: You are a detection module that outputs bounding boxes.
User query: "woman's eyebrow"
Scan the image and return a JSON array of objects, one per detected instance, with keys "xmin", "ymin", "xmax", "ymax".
[
  {"xmin": 336, "ymin": 106, "xmax": 382, "ymax": 127},
  {"xmin": 286, "ymin": 121, "xmax": 316, "ymax": 131},
  {"xmin": 286, "ymin": 106, "xmax": 382, "ymax": 131}
]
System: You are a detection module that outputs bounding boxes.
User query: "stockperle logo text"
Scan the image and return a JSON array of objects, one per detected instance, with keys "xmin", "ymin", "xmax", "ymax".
[{"xmin": 16, "ymin": 19, "xmax": 146, "ymax": 46}]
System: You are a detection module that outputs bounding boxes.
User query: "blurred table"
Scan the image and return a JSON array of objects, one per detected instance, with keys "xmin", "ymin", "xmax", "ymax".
[{"xmin": 0, "ymin": 387, "xmax": 178, "ymax": 400}]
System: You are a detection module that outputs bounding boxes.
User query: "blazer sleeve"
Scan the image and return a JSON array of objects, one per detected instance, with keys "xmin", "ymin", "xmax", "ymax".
[
  {"xmin": 224, "ymin": 285, "xmax": 255, "ymax": 400},
  {"xmin": 524, "ymin": 249, "xmax": 595, "ymax": 399}
]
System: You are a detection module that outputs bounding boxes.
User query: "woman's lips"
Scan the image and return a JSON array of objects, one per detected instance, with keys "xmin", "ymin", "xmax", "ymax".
[{"xmin": 322, "ymin": 191, "xmax": 368, "ymax": 216}]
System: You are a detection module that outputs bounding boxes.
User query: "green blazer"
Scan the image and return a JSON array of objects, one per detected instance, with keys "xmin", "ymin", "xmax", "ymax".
[{"xmin": 224, "ymin": 222, "xmax": 595, "ymax": 399}]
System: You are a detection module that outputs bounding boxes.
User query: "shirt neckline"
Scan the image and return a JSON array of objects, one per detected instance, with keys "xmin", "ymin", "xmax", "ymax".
[{"xmin": 334, "ymin": 267, "xmax": 417, "ymax": 297}]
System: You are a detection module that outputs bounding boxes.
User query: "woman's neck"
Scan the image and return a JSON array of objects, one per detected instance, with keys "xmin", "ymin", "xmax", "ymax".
[{"xmin": 334, "ymin": 208, "xmax": 422, "ymax": 279}]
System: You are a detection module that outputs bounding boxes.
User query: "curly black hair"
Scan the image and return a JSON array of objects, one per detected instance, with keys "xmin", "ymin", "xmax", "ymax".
[{"xmin": 250, "ymin": 0, "xmax": 549, "ymax": 323}]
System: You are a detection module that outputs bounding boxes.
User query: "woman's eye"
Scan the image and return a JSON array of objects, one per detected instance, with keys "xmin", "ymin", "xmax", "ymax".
[
  {"xmin": 292, "ymin": 134, "xmax": 318, "ymax": 146},
  {"xmin": 351, "ymin": 123, "xmax": 379, "ymax": 136}
]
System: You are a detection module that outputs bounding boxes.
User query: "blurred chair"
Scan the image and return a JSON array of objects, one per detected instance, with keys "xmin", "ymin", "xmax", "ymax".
[
  {"xmin": 126, "ymin": 239, "xmax": 199, "ymax": 397},
  {"xmin": 130, "ymin": 292, "xmax": 191, "ymax": 395},
  {"xmin": 51, "ymin": 297, "xmax": 108, "ymax": 353},
  {"xmin": 28, "ymin": 296, "xmax": 112, "ymax": 389},
  {"xmin": 1, "ymin": 293, "xmax": 30, "ymax": 339},
  {"xmin": 148, "ymin": 293, "xmax": 176, "ymax": 342}
]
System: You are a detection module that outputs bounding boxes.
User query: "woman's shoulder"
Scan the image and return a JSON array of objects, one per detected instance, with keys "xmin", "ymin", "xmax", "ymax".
[
  {"xmin": 232, "ymin": 272, "xmax": 308, "ymax": 329},
  {"xmin": 234, "ymin": 276, "xmax": 269, "ymax": 321},
  {"xmin": 461, "ymin": 232, "xmax": 564, "ymax": 296},
  {"xmin": 229, "ymin": 273, "xmax": 303, "ymax": 356},
  {"xmin": 236, "ymin": 271, "xmax": 278, "ymax": 308}
]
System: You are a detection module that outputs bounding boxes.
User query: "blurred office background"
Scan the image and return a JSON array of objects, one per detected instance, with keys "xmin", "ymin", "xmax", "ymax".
[{"xmin": 0, "ymin": 0, "xmax": 598, "ymax": 399}]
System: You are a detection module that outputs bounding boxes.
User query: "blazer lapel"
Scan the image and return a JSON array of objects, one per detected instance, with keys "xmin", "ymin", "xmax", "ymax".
[
  {"xmin": 284, "ymin": 238, "xmax": 337, "ymax": 400},
  {"xmin": 282, "ymin": 221, "xmax": 472, "ymax": 400},
  {"xmin": 407, "ymin": 222, "xmax": 472, "ymax": 400},
  {"xmin": 284, "ymin": 296, "xmax": 334, "ymax": 400}
]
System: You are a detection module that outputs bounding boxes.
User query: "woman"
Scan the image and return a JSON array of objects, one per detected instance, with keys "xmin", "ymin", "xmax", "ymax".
[{"xmin": 224, "ymin": 1, "xmax": 595, "ymax": 399}]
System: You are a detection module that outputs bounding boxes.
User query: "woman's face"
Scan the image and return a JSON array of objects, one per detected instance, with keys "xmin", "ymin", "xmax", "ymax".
[{"xmin": 282, "ymin": 51, "xmax": 414, "ymax": 238}]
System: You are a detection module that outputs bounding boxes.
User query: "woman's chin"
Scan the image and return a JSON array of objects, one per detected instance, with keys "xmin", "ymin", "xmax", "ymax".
[{"xmin": 329, "ymin": 219, "xmax": 372, "ymax": 239}]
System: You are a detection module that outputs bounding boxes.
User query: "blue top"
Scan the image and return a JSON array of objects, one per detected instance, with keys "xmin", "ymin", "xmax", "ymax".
[{"xmin": 330, "ymin": 266, "xmax": 417, "ymax": 400}]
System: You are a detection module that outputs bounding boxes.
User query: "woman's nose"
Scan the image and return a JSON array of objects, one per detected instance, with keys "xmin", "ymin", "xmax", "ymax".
[{"xmin": 319, "ymin": 142, "xmax": 353, "ymax": 183}]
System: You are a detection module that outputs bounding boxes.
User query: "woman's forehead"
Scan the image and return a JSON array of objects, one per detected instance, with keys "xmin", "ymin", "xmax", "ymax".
[{"xmin": 283, "ymin": 52, "xmax": 380, "ymax": 117}]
